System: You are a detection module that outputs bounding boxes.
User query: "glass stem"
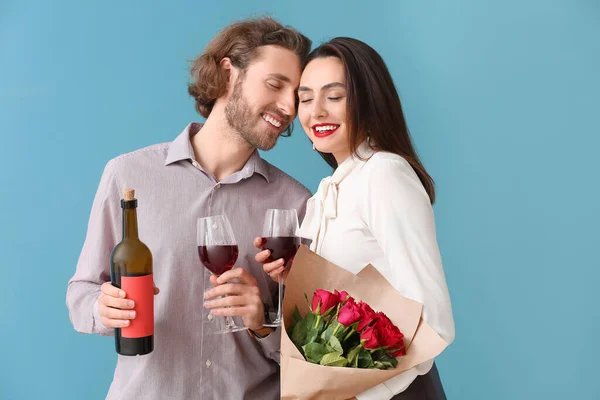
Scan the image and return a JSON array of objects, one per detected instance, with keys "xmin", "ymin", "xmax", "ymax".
[{"xmin": 276, "ymin": 274, "xmax": 284, "ymax": 323}]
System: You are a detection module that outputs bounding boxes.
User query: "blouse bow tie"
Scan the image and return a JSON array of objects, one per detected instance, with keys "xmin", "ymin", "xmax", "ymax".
[
  {"xmin": 296, "ymin": 140, "xmax": 374, "ymax": 249},
  {"xmin": 296, "ymin": 159, "xmax": 358, "ymax": 246}
]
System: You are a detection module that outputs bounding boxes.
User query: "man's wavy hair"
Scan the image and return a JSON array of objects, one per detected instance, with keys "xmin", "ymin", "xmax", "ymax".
[{"xmin": 188, "ymin": 17, "xmax": 311, "ymax": 136}]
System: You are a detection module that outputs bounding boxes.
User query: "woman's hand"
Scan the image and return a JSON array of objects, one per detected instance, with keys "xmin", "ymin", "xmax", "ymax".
[{"xmin": 254, "ymin": 237, "xmax": 289, "ymax": 283}]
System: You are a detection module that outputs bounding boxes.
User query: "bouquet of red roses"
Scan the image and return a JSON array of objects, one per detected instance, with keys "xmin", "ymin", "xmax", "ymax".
[
  {"xmin": 280, "ymin": 246, "xmax": 449, "ymax": 400},
  {"xmin": 290, "ymin": 289, "xmax": 406, "ymax": 369}
]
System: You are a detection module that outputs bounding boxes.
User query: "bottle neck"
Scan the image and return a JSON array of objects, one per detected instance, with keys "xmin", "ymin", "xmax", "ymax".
[{"xmin": 122, "ymin": 201, "xmax": 139, "ymax": 239}]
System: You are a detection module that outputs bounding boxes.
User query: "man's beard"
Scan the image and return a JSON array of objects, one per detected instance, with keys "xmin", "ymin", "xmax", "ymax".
[{"xmin": 224, "ymin": 77, "xmax": 289, "ymax": 151}]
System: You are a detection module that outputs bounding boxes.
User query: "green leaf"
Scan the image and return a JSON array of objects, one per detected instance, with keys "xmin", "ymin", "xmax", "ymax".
[
  {"xmin": 291, "ymin": 312, "xmax": 317, "ymax": 347},
  {"xmin": 306, "ymin": 317, "xmax": 324, "ymax": 343},
  {"xmin": 378, "ymin": 355, "xmax": 398, "ymax": 369},
  {"xmin": 371, "ymin": 349, "xmax": 385, "ymax": 360},
  {"xmin": 347, "ymin": 345, "xmax": 362, "ymax": 367},
  {"xmin": 358, "ymin": 348, "xmax": 374, "ymax": 369},
  {"xmin": 292, "ymin": 306, "xmax": 302, "ymax": 325},
  {"xmin": 302, "ymin": 342, "xmax": 329, "ymax": 364},
  {"xmin": 336, "ymin": 324, "xmax": 348, "ymax": 340},
  {"xmin": 327, "ymin": 335, "xmax": 343, "ymax": 354},
  {"xmin": 373, "ymin": 361, "xmax": 386, "ymax": 369},
  {"xmin": 304, "ymin": 292, "xmax": 312, "ymax": 311},
  {"xmin": 320, "ymin": 324, "xmax": 334, "ymax": 342},
  {"xmin": 319, "ymin": 352, "xmax": 348, "ymax": 367}
]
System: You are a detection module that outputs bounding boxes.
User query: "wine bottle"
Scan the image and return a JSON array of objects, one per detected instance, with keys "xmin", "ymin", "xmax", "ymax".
[{"xmin": 110, "ymin": 188, "xmax": 154, "ymax": 356}]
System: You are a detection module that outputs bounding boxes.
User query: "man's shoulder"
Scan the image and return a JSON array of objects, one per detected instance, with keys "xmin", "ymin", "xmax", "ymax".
[
  {"xmin": 105, "ymin": 142, "xmax": 171, "ymax": 172},
  {"xmin": 261, "ymin": 160, "xmax": 312, "ymax": 197}
]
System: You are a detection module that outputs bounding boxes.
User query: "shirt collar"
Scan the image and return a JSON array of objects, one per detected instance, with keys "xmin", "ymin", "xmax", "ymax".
[
  {"xmin": 164, "ymin": 122, "xmax": 270, "ymax": 182},
  {"xmin": 330, "ymin": 139, "xmax": 375, "ymax": 181},
  {"xmin": 164, "ymin": 122, "xmax": 198, "ymax": 166},
  {"xmin": 240, "ymin": 150, "xmax": 271, "ymax": 183}
]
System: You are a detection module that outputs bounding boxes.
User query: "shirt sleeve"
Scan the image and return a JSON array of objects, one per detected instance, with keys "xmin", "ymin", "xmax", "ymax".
[
  {"xmin": 66, "ymin": 160, "xmax": 122, "ymax": 336},
  {"xmin": 356, "ymin": 157, "xmax": 455, "ymax": 399},
  {"xmin": 254, "ymin": 327, "xmax": 281, "ymax": 363}
]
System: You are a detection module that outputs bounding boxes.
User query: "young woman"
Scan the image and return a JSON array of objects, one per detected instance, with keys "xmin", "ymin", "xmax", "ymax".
[{"xmin": 257, "ymin": 37, "xmax": 455, "ymax": 400}]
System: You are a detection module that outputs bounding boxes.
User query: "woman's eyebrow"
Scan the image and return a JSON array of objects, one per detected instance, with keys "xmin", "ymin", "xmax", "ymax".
[{"xmin": 298, "ymin": 82, "xmax": 345, "ymax": 92}]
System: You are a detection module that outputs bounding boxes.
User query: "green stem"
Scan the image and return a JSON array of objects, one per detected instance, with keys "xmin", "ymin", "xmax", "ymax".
[
  {"xmin": 315, "ymin": 315, "xmax": 321, "ymax": 329},
  {"xmin": 343, "ymin": 327, "xmax": 356, "ymax": 342},
  {"xmin": 334, "ymin": 303, "xmax": 342, "ymax": 319},
  {"xmin": 332, "ymin": 321, "xmax": 342, "ymax": 336}
]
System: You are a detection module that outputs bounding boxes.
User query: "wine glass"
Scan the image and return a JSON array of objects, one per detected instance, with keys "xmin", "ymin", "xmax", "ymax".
[
  {"xmin": 261, "ymin": 209, "xmax": 300, "ymax": 327},
  {"xmin": 197, "ymin": 215, "xmax": 246, "ymax": 334}
]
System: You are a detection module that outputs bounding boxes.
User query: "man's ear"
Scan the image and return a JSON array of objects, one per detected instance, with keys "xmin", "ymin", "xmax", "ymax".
[{"xmin": 219, "ymin": 57, "xmax": 238, "ymax": 95}]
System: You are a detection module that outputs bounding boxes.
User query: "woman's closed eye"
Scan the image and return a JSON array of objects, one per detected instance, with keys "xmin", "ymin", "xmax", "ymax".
[{"xmin": 299, "ymin": 96, "xmax": 342, "ymax": 103}]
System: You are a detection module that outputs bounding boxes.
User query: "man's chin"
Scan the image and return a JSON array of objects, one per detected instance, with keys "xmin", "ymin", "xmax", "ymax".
[
  {"xmin": 256, "ymin": 140, "xmax": 278, "ymax": 151},
  {"xmin": 255, "ymin": 130, "xmax": 281, "ymax": 151}
]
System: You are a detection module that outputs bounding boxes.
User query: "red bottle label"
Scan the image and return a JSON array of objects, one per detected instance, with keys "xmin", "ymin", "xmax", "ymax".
[{"xmin": 121, "ymin": 274, "xmax": 154, "ymax": 338}]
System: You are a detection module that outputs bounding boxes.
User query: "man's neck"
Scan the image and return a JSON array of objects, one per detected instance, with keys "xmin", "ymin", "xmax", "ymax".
[{"xmin": 191, "ymin": 109, "xmax": 256, "ymax": 182}]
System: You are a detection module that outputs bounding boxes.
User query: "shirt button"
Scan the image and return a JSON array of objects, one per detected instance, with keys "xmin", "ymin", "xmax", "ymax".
[
  {"xmin": 206, "ymin": 360, "xmax": 212, "ymax": 368},
  {"xmin": 215, "ymin": 184, "xmax": 220, "ymax": 189},
  {"xmin": 207, "ymin": 313, "xmax": 214, "ymax": 321},
  {"xmin": 192, "ymin": 161, "xmax": 199, "ymax": 168}
]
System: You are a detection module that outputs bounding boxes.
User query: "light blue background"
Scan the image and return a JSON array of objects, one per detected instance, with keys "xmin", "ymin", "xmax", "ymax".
[{"xmin": 1, "ymin": 1, "xmax": 598, "ymax": 399}]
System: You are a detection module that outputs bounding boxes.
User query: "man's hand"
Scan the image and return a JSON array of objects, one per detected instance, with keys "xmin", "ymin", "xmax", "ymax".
[
  {"xmin": 203, "ymin": 268, "xmax": 265, "ymax": 331},
  {"xmin": 98, "ymin": 282, "xmax": 159, "ymax": 328}
]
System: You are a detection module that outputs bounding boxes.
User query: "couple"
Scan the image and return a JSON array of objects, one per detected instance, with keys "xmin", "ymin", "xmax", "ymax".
[{"xmin": 67, "ymin": 17, "xmax": 454, "ymax": 400}]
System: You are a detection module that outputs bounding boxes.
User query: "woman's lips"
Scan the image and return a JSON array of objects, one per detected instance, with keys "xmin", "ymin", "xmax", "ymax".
[{"xmin": 312, "ymin": 124, "xmax": 340, "ymax": 138}]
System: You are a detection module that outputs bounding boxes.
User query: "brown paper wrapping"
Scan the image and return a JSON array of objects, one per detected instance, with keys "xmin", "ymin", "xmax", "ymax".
[{"xmin": 280, "ymin": 246, "xmax": 448, "ymax": 400}]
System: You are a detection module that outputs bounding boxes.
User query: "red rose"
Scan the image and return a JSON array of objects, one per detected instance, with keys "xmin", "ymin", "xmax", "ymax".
[
  {"xmin": 356, "ymin": 301, "xmax": 377, "ymax": 332},
  {"xmin": 337, "ymin": 298, "xmax": 362, "ymax": 327},
  {"xmin": 360, "ymin": 325, "xmax": 385, "ymax": 350},
  {"xmin": 336, "ymin": 290, "xmax": 350, "ymax": 304},
  {"xmin": 311, "ymin": 289, "xmax": 341, "ymax": 315},
  {"xmin": 391, "ymin": 346, "xmax": 406, "ymax": 357},
  {"xmin": 373, "ymin": 312, "xmax": 405, "ymax": 355}
]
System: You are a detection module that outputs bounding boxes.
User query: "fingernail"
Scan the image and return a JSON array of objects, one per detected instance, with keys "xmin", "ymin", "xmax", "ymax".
[
  {"xmin": 278, "ymin": 259, "xmax": 285, "ymax": 265},
  {"xmin": 119, "ymin": 290, "xmax": 126, "ymax": 297},
  {"xmin": 204, "ymin": 301, "xmax": 211, "ymax": 308},
  {"xmin": 204, "ymin": 292, "xmax": 210, "ymax": 299},
  {"xmin": 128, "ymin": 301, "xmax": 135, "ymax": 308},
  {"xmin": 130, "ymin": 311, "xmax": 136, "ymax": 318},
  {"xmin": 123, "ymin": 320, "xmax": 130, "ymax": 326}
]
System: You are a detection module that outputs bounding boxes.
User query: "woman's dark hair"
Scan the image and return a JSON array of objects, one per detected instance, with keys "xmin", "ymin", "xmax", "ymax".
[{"xmin": 306, "ymin": 37, "xmax": 435, "ymax": 204}]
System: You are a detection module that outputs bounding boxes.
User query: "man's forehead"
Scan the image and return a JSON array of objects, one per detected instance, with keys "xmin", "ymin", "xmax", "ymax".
[{"xmin": 248, "ymin": 46, "xmax": 301, "ymax": 83}]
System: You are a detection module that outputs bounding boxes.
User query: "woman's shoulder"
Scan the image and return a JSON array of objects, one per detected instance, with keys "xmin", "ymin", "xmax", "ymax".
[
  {"xmin": 358, "ymin": 151, "xmax": 428, "ymax": 199},
  {"xmin": 362, "ymin": 151, "xmax": 414, "ymax": 175}
]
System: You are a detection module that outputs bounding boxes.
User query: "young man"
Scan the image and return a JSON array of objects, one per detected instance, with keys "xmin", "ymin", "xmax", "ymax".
[{"xmin": 67, "ymin": 18, "xmax": 312, "ymax": 399}]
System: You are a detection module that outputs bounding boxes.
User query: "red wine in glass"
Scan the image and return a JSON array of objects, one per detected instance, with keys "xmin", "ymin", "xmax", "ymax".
[
  {"xmin": 197, "ymin": 245, "xmax": 239, "ymax": 275},
  {"xmin": 261, "ymin": 209, "xmax": 300, "ymax": 328},
  {"xmin": 197, "ymin": 214, "xmax": 246, "ymax": 334},
  {"xmin": 261, "ymin": 236, "xmax": 300, "ymax": 267}
]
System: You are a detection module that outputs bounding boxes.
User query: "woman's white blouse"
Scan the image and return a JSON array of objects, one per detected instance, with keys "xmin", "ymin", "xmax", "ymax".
[{"xmin": 297, "ymin": 142, "xmax": 455, "ymax": 400}]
